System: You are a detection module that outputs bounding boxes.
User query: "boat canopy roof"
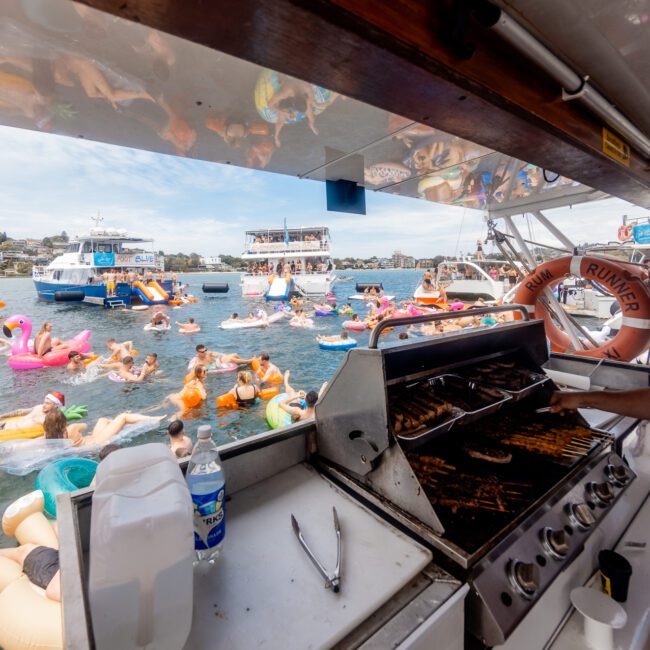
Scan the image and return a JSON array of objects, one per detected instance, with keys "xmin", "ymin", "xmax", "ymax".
[{"xmin": 0, "ymin": 0, "xmax": 648, "ymax": 215}]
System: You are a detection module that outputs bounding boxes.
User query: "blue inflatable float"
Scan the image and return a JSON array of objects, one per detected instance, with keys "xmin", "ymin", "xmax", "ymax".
[
  {"xmin": 318, "ymin": 338, "xmax": 358, "ymax": 351},
  {"xmin": 315, "ymin": 309, "xmax": 338, "ymax": 317},
  {"xmin": 35, "ymin": 458, "xmax": 98, "ymax": 517}
]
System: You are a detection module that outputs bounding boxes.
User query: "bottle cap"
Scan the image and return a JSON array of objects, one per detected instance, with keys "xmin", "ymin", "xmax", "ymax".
[{"xmin": 197, "ymin": 425, "xmax": 212, "ymax": 439}]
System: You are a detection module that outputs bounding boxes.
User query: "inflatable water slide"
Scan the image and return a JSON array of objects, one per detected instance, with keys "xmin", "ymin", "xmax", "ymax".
[
  {"xmin": 132, "ymin": 281, "xmax": 169, "ymax": 305},
  {"xmin": 266, "ymin": 275, "xmax": 293, "ymax": 301}
]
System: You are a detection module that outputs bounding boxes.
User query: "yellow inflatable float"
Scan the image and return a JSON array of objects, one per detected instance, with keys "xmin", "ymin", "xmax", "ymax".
[{"xmin": 0, "ymin": 490, "xmax": 63, "ymax": 650}]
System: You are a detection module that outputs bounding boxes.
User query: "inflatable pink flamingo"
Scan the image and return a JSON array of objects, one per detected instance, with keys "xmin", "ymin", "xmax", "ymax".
[{"xmin": 3, "ymin": 314, "xmax": 91, "ymax": 370}]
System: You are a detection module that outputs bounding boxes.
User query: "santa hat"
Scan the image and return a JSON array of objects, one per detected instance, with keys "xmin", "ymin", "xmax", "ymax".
[{"xmin": 45, "ymin": 392, "xmax": 65, "ymax": 407}]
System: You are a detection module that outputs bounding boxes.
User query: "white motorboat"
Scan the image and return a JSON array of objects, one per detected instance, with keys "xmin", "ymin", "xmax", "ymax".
[
  {"xmin": 436, "ymin": 258, "xmax": 513, "ymax": 302},
  {"xmin": 240, "ymin": 226, "xmax": 336, "ymax": 299}
]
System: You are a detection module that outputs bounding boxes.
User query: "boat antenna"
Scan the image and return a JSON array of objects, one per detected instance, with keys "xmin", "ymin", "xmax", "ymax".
[{"xmin": 92, "ymin": 211, "xmax": 104, "ymax": 228}]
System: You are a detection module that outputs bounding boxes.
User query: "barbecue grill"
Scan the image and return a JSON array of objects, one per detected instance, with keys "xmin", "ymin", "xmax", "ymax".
[{"xmin": 314, "ymin": 307, "xmax": 636, "ymax": 646}]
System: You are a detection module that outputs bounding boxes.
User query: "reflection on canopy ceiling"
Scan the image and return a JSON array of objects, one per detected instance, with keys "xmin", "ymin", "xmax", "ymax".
[{"xmin": 0, "ymin": 0, "xmax": 595, "ymax": 213}]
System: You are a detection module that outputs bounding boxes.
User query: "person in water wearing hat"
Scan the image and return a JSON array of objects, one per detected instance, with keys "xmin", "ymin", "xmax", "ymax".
[{"xmin": 0, "ymin": 392, "xmax": 65, "ymax": 430}]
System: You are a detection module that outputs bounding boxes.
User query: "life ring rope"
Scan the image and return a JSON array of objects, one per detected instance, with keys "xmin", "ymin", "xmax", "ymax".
[{"xmin": 513, "ymin": 255, "xmax": 650, "ymax": 361}]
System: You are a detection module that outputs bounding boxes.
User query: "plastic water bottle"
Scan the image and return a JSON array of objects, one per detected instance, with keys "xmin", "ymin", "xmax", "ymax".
[{"xmin": 186, "ymin": 425, "xmax": 226, "ymax": 565}]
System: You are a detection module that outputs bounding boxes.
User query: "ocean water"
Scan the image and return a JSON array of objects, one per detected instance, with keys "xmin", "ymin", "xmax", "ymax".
[{"xmin": 0, "ymin": 270, "xmax": 423, "ymax": 542}]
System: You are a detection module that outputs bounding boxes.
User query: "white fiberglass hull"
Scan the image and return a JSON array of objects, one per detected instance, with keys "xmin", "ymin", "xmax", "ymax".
[{"xmin": 443, "ymin": 278, "xmax": 505, "ymax": 301}]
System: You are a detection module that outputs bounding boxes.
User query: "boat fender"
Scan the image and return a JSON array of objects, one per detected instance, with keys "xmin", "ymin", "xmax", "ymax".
[
  {"xmin": 514, "ymin": 255, "xmax": 650, "ymax": 361},
  {"xmin": 202, "ymin": 283, "xmax": 230, "ymax": 293},
  {"xmin": 54, "ymin": 290, "xmax": 85, "ymax": 302}
]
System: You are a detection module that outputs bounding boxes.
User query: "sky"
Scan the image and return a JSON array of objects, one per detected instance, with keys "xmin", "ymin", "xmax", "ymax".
[{"xmin": 0, "ymin": 124, "xmax": 647, "ymax": 259}]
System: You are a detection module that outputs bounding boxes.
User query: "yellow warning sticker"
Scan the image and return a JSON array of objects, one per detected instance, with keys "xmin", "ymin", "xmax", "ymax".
[
  {"xmin": 602, "ymin": 128, "xmax": 631, "ymax": 167},
  {"xmin": 601, "ymin": 572, "xmax": 612, "ymax": 597}
]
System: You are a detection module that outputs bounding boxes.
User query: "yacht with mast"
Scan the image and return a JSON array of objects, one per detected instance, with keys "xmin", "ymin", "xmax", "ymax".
[
  {"xmin": 32, "ymin": 216, "xmax": 170, "ymax": 307},
  {"xmin": 240, "ymin": 225, "xmax": 335, "ymax": 299}
]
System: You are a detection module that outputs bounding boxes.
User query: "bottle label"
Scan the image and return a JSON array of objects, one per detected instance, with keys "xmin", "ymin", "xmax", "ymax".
[{"xmin": 192, "ymin": 484, "xmax": 226, "ymax": 550}]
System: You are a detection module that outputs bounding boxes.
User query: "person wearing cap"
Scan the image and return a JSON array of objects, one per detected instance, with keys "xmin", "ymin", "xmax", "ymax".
[{"xmin": 0, "ymin": 392, "xmax": 65, "ymax": 431}]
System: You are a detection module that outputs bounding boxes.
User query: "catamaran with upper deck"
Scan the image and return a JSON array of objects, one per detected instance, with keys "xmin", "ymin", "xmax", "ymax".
[
  {"xmin": 32, "ymin": 222, "xmax": 170, "ymax": 308},
  {"xmin": 240, "ymin": 226, "xmax": 335, "ymax": 299}
]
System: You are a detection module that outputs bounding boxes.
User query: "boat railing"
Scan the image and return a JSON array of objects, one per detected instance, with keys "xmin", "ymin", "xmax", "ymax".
[
  {"xmin": 242, "ymin": 269, "xmax": 333, "ymax": 277},
  {"xmin": 245, "ymin": 241, "xmax": 330, "ymax": 254},
  {"xmin": 32, "ymin": 266, "xmax": 48, "ymax": 279}
]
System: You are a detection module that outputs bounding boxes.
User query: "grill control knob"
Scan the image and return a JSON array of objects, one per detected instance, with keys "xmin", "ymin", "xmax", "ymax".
[
  {"xmin": 605, "ymin": 463, "xmax": 630, "ymax": 487},
  {"xmin": 507, "ymin": 560, "xmax": 540, "ymax": 599},
  {"xmin": 541, "ymin": 527, "xmax": 570, "ymax": 559},
  {"xmin": 566, "ymin": 502, "xmax": 596, "ymax": 530},
  {"xmin": 587, "ymin": 481, "xmax": 615, "ymax": 506}
]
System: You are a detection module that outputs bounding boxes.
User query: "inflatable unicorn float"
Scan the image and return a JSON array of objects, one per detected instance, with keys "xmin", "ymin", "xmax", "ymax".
[{"xmin": 3, "ymin": 314, "xmax": 91, "ymax": 370}]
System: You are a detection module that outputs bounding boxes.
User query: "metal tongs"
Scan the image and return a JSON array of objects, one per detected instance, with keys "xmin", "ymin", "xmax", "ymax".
[{"xmin": 291, "ymin": 507, "xmax": 342, "ymax": 593}]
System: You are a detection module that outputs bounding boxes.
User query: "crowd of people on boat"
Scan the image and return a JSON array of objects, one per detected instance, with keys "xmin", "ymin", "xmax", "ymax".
[
  {"xmin": 91, "ymin": 268, "xmax": 178, "ymax": 297},
  {"xmin": 246, "ymin": 258, "xmax": 333, "ymax": 275}
]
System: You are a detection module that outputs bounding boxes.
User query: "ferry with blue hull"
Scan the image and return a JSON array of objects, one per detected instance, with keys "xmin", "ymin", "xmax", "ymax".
[{"xmin": 32, "ymin": 224, "xmax": 169, "ymax": 308}]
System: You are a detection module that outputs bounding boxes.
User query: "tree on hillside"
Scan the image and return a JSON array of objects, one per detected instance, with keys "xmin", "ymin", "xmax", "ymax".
[
  {"xmin": 60, "ymin": 231, "xmax": 69, "ymax": 242},
  {"xmin": 0, "ymin": 232, "xmax": 7, "ymax": 244},
  {"xmin": 220, "ymin": 255, "xmax": 244, "ymax": 268},
  {"xmin": 189, "ymin": 253, "xmax": 202, "ymax": 268},
  {"xmin": 42, "ymin": 237, "xmax": 53, "ymax": 248}
]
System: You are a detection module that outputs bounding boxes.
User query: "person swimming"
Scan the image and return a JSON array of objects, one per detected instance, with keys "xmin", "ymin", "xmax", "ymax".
[
  {"xmin": 317, "ymin": 330, "xmax": 349, "ymax": 343},
  {"xmin": 176, "ymin": 317, "xmax": 200, "ymax": 333},
  {"xmin": 66, "ymin": 351, "xmax": 87, "ymax": 373},
  {"xmin": 140, "ymin": 352, "xmax": 159, "ymax": 378},
  {"xmin": 189, "ymin": 344, "xmax": 252, "ymax": 369},
  {"xmin": 149, "ymin": 312, "xmax": 170, "ymax": 327},
  {"xmin": 167, "ymin": 365, "xmax": 207, "ymax": 416},
  {"xmin": 105, "ymin": 338, "xmax": 134, "ymax": 361},
  {"xmin": 167, "ymin": 419, "xmax": 193, "ymax": 454},
  {"xmin": 255, "ymin": 352, "xmax": 282, "ymax": 385},
  {"xmin": 228, "ymin": 370, "xmax": 259, "ymax": 406},
  {"xmin": 109, "ymin": 356, "xmax": 146, "ymax": 383},
  {"xmin": 44, "ymin": 409, "xmax": 164, "ymax": 447}
]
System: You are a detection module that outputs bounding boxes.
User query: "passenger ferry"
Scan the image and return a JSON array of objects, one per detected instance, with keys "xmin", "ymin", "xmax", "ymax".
[
  {"xmin": 240, "ymin": 226, "xmax": 336, "ymax": 299},
  {"xmin": 32, "ymin": 223, "xmax": 170, "ymax": 307}
]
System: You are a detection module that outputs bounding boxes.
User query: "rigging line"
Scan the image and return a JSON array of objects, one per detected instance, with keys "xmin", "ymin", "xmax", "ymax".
[{"xmin": 454, "ymin": 209, "xmax": 466, "ymax": 257}]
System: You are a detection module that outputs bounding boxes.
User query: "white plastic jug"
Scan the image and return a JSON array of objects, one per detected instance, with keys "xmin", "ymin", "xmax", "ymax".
[{"xmin": 89, "ymin": 443, "xmax": 194, "ymax": 650}]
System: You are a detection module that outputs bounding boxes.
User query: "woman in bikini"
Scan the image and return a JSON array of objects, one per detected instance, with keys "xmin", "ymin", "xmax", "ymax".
[
  {"xmin": 34, "ymin": 322, "xmax": 66, "ymax": 356},
  {"xmin": 228, "ymin": 371, "xmax": 259, "ymax": 407},
  {"xmin": 44, "ymin": 409, "xmax": 163, "ymax": 447}
]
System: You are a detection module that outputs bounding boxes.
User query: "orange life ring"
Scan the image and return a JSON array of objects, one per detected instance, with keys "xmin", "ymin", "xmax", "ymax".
[
  {"xmin": 617, "ymin": 225, "xmax": 633, "ymax": 242},
  {"xmin": 514, "ymin": 255, "xmax": 650, "ymax": 361}
]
